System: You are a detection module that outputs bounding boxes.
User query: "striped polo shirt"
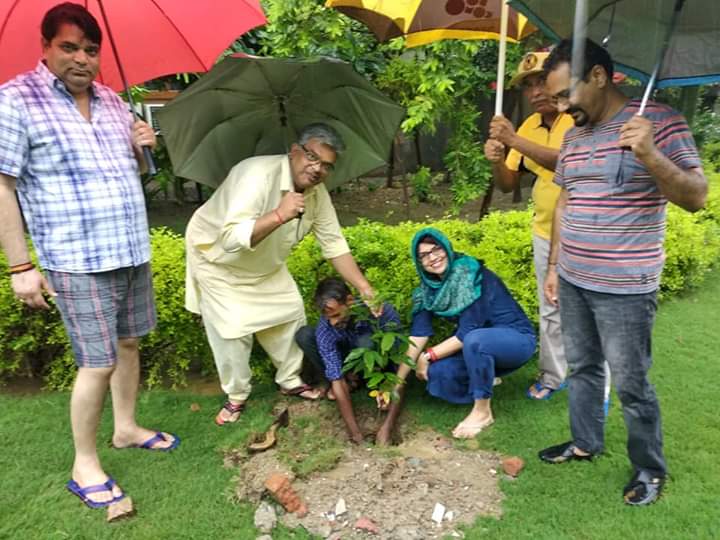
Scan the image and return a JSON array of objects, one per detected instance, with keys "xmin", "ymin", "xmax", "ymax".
[{"xmin": 554, "ymin": 99, "xmax": 702, "ymax": 294}]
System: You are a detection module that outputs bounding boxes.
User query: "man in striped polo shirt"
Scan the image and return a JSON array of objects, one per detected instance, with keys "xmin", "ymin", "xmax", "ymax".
[{"xmin": 538, "ymin": 39, "xmax": 707, "ymax": 506}]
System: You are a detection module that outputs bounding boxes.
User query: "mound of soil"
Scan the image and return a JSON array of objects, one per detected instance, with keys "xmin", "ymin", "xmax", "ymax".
[{"xmin": 226, "ymin": 401, "xmax": 503, "ymax": 539}]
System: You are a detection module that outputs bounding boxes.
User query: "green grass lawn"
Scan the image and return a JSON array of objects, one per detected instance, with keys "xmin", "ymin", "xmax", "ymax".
[{"xmin": 1, "ymin": 268, "xmax": 719, "ymax": 539}]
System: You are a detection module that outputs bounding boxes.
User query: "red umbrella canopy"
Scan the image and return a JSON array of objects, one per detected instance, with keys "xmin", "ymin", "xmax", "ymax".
[{"xmin": 0, "ymin": 0, "xmax": 267, "ymax": 90}]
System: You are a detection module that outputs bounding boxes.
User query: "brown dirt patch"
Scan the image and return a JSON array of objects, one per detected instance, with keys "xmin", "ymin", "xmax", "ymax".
[{"xmin": 226, "ymin": 400, "xmax": 503, "ymax": 539}]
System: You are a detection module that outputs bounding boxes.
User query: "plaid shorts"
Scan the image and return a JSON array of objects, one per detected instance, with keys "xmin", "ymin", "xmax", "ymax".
[{"xmin": 47, "ymin": 263, "xmax": 157, "ymax": 368}]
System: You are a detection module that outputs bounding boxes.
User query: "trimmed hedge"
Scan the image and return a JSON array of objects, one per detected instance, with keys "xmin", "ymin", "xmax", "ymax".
[{"xmin": 2, "ymin": 171, "xmax": 719, "ymax": 389}]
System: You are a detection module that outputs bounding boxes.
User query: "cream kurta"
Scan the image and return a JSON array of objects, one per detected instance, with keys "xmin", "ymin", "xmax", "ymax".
[{"xmin": 185, "ymin": 154, "xmax": 350, "ymax": 339}]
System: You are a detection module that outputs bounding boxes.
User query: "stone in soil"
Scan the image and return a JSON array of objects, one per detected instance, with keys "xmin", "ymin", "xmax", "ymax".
[{"xmin": 253, "ymin": 501, "xmax": 277, "ymax": 533}]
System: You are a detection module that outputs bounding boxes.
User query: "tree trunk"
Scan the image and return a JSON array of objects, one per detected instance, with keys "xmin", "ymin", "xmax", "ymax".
[
  {"xmin": 395, "ymin": 138, "xmax": 411, "ymax": 220},
  {"xmin": 386, "ymin": 142, "xmax": 395, "ymax": 188},
  {"xmin": 413, "ymin": 131, "xmax": 423, "ymax": 169},
  {"xmin": 479, "ymin": 180, "xmax": 494, "ymax": 219}
]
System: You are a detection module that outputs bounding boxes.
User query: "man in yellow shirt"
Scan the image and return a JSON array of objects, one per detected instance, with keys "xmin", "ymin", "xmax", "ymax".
[
  {"xmin": 185, "ymin": 123, "xmax": 378, "ymax": 424},
  {"xmin": 484, "ymin": 52, "xmax": 574, "ymax": 400}
]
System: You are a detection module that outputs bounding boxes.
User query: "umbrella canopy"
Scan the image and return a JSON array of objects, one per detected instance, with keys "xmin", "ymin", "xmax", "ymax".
[
  {"xmin": 326, "ymin": 0, "xmax": 535, "ymax": 48},
  {"xmin": 508, "ymin": 0, "xmax": 720, "ymax": 88},
  {"xmin": 156, "ymin": 55, "xmax": 406, "ymax": 189},
  {"xmin": 0, "ymin": 0, "xmax": 267, "ymax": 91}
]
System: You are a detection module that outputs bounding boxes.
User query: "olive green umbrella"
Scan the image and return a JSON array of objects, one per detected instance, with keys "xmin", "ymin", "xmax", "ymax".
[{"xmin": 156, "ymin": 54, "xmax": 405, "ymax": 189}]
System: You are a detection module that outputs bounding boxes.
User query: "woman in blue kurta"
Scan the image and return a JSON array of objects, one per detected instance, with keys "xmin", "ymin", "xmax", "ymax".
[{"xmin": 399, "ymin": 228, "xmax": 536, "ymax": 438}]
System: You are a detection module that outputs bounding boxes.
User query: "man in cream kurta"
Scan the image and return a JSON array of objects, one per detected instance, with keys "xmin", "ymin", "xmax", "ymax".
[{"xmin": 186, "ymin": 124, "xmax": 377, "ymax": 425}]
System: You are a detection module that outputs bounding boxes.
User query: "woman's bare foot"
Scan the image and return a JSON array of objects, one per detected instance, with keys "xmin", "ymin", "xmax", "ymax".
[
  {"xmin": 451, "ymin": 398, "xmax": 494, "ymax": 439},
  {"xmin": 451, "ymin": 412, "xmax": 494, "ymax": 439}
]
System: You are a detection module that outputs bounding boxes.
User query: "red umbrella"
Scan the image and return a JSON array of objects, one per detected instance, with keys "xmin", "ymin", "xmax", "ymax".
[
  {"xmin": 0, "ymin": 0, "xmax": 267, "ymax": 91},
  {"xmin": 0, "ymin": 0, "xmax": 266, "ymax": 173}
]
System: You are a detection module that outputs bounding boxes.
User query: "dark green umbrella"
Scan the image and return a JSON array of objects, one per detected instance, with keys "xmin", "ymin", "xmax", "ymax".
[
  {"xmin": 156, "ymin": 54, "xmax": 405, "ymax": 189},
  {"xmin": 509, "ymin": 0, "xmax": 720, "ymax": 90}
]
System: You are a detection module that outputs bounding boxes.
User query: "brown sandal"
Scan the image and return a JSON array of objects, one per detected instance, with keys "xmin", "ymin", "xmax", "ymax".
[
  {"xmin": 215, "ymin": 401, "xmax": 245, "ymax": 426},
  {"xmin": 279, "ymin": 384, "xmax": 322, "ymax": 401},
  {"xmin": 248, "ymin": 408, "xmax": 289, "ymax": 453}
]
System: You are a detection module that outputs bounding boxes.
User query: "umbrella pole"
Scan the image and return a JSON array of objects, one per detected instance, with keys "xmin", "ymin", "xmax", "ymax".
[
  {"xmin": 494, "ymin": 0, "xmax": 510, "ymax": 116},
  {"xmin": 570, "ymin": 0, "xmax": 588, "ymax": 98},
  {"xmin": 96, "ymin": 0, "xmax": 157, "ymax": 175},
  {"xmin": 638, "ymin": 0, "xmax": 686, "ymax": 115}
]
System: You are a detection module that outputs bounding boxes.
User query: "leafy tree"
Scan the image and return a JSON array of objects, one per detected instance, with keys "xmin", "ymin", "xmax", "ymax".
[{"xmin": 247, "ymin": 0, "xmax": 529, "ymax": 207}]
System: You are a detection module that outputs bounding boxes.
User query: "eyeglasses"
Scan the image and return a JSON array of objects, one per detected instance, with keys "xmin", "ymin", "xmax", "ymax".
[
  {"xmin": 417, "ymin": 245, "xmax": 445, "ymax": 262},
  {"xmin": 301, "ymin": 144, "xmax": 335, "ymax": 174}
]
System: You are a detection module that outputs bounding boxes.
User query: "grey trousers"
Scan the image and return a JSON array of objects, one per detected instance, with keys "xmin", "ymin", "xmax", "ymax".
[
  {"xmin": 559, "ymin": 277, "xmax": 666, "ymax": 476},
  {"xmin": 532, "ymin": 234, "xmax": 567, "ymax": 388}
]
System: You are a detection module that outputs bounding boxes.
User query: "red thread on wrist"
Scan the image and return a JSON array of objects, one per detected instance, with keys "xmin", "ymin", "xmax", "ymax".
[
  {"xmin": 427, "ymin": 348, "xmax": 438, "ymax": 363},
  {"xmin": 9, "ymin": 262, "xmax": 35, "ymax": 275},
  {"xmin": 274, "ymin": 209, "xmax": 285, "ymax": 225}
]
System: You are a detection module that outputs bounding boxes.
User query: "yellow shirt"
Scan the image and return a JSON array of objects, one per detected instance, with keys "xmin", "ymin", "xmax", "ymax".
[
  {"xmin": 505, "ymin": 112, "xmax": 574, "ymax": 239},
  {"xmin": 185, "ymin": 154, "xmax": 350, "ymax": 338}
]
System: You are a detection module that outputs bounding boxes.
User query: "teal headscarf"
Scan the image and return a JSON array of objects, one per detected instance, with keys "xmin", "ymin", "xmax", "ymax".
[{"xmin": 410, "ymin": 228, "xmax": 483, "ymax": 317}]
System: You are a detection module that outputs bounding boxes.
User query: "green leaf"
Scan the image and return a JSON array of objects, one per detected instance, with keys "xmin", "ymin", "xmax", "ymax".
[
  {"xmin": 380, "ymin": 333, "xmax": 395, "ymax": 354},
  {"xmin": 367, "ymin": 373, "xmax": 384, "ymax": 388}
]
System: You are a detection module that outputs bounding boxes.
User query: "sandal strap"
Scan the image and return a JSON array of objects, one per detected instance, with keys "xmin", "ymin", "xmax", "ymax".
[
  {"xmin": 281, "ymin": 383, "xmax": 313, "ymax": 396},
  {"xmin": 223, "ymin": 401, "xmax": 245, "ymax": 414},
  {"xmin": 140, "ymin": 432, "xmax": 166, "ymax": 449}
]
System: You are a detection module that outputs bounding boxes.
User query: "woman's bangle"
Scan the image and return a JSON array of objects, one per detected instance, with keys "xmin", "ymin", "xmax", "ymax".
[
  {"xmin": 426, "ymin": 348, "xmax": 438, "ymax": 363},
  {"xmin": 9, "ymin": 262, "xmax": 35, "ymax": 275},
  {"xmin": 273, "ymin": 209, "xmax": 285, "ymax": 226}
]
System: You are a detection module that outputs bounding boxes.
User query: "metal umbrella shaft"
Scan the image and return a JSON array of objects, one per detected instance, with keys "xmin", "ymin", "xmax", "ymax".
[
  {"xmin": 570, "ymin": 0, "xmax": 588, "ymax": 92},
  {"xmin": 96, "ymin": 0, "xmax": 157, "ymax": 175}
]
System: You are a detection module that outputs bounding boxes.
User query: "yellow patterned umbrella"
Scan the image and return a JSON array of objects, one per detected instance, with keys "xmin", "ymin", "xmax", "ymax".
[{"xmin": 325, "ymin": 0, "xmax": 535, "ymax": 47}]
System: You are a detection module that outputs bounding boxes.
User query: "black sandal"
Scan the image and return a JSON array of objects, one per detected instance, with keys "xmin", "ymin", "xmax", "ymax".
[
  {"xmin": 539, "ymin": 441, "xmax": 594, "ymax": 464},
  {"xmin": 623, "ymin": 471, "xmax": 665, "ymax": 506},
  {"xmin": 215, "ymin": 401, "xmax": 245, "ymax": 426}
]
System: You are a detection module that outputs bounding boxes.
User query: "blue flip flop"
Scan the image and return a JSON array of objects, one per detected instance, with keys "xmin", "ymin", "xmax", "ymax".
[
  {"xmin": 526, "ymin": 381, "xmax": 567, "ymax": 401},
  {"xmin": 114, "ymin": 432, "xmax": 181, "ymax": 452},
  {"xmin": 66, "ymin": 477, "xmax": 125, "ymax": 509}
]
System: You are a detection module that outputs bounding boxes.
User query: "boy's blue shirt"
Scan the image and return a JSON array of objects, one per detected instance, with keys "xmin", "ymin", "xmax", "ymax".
[{"xmin": 315, "ymin": 302, "xmax": 401, "ymax": 381}]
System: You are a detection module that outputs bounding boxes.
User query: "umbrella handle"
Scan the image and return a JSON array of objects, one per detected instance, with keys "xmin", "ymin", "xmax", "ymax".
[
  {"xmin": 142, "ymin": 146, "xmax": 157, "ymax": 176},
  {"xmin": 494, "ymin": 0, "xmax": 510, "ymax": 117}
]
